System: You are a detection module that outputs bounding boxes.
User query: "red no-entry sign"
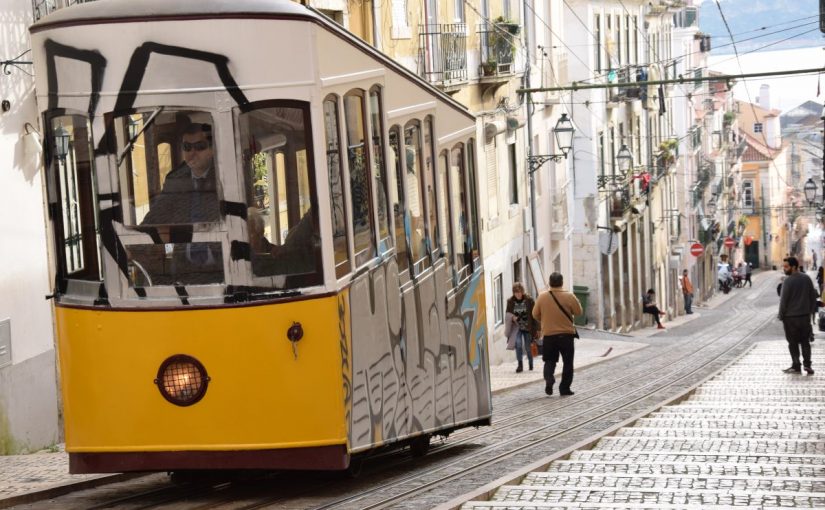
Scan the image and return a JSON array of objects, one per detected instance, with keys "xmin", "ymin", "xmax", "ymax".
[
  {"xmin": 690, "ymin": 243, "xmax": 704, "ymax": 257},
  {"xmin": 724, "ymin": 237, "xmax": 736, "ymax": 248}
]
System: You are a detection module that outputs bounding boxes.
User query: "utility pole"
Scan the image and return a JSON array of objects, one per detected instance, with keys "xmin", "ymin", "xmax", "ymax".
[{"xmin": 522, "ymin": 0, "xmax": 538, "ymax": 252}]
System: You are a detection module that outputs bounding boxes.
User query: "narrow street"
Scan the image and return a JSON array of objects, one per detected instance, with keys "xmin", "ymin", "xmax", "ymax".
[{"xmin": 5, "ymin": 270, "xmax": 814, "ymax": 509}]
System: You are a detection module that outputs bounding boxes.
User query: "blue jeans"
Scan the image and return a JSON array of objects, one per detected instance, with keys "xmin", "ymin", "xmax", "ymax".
[
  {"xmin": 515, "ymin": 330, "xmax": 533, "ymax": 367},
  {"xmin": 684, "ymin": 292, "xmax": 693, "ymax": 313}
]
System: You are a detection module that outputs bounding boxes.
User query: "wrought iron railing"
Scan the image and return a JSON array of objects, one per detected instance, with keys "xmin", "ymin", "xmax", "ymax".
[
  {"xmin": 478, "ymin": 22, "xmax": 519, "ymax": 77},
  {"xmin": 33, "ymin": 0, "xmax": 95, "ymax": 23},
  {"xmin": 418, "ymin": 23, "xmax": 467, "ymax": 85}
]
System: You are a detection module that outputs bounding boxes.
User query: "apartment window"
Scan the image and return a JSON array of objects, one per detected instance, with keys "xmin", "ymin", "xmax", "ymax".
[
  {"xmin": 615, "ymin": 15, "xmax": 621, "ymax": 66},
  {"xmin": 454, "ymin": 0, "xmax": 465, "ymax": 22},
  {"xmin": 391, "ymin": 0, "xmax": 411, "ymax": 39},
  {"xmin": 609, "ymin": 127, "xmax": 616, "ymax": 176},
  {"xmin": 624, "ymin": 15, "xmax": 630, "ymax": 65},
  {"xmin": 513, "ymin": 259, "xmax": 522, "ymax": 287},
  {"xmin": 743, "ymin": 180, "xmax": 754, "ymax": 209},
  {"xmin": 753, "ymin": 123, "xmax": 763, "ymax": 134},
  {"xmin": 598, "ymin": 131, "xmax": 606, "ymax": 177},
  {"xmin": 508, "ymin": 142, "xmax": 518, "ymax": 204},
  {"xmin": 493, "ymin": 273, "xmax": 504, "ymax": 325},
  {"xmin": 632, "ymin": 16, "xmax": 639, "ymax": 64},
  {"xmin": 594, "ymin": 14, "xmax": 602, "ymax": 72}
]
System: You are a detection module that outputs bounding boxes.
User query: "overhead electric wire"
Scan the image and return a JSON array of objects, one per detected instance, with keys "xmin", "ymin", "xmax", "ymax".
[{"xmin": 712, "ymin": 0, "xmax": 795, "ymax": 194}]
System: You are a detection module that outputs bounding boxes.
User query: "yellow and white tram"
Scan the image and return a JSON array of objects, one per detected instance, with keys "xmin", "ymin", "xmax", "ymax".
[{"xmin": 31, "ymin": 0, "xmax": 490, "ymax": 472}]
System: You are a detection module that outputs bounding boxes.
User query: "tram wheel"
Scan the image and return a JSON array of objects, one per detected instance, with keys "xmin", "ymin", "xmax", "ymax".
[
  {"xmin": 409, "ymin": 434, "xmax": 431, "ymax": 457},
  {"xmin": 345, "ymin": 455, "xmax": 365, "ymax": 478}
]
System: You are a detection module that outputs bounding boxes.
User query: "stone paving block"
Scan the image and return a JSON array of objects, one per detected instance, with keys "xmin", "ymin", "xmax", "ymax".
[
  {"xmin": 613, "ymin": 427, "xmax": 824, "ymax": 440},
  {"xmin": 540, "ymin": 461, "xmax": 825, "ymax": 478}
]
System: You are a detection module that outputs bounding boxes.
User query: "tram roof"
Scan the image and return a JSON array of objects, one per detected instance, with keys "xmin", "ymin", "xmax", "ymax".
[
  {"xmin": 31, "ymin": 0, "xmax": 317, "ymax": 29},
  {"xmin": 31, "ymin": 0, "xmax": 475, "ymax": 121}
]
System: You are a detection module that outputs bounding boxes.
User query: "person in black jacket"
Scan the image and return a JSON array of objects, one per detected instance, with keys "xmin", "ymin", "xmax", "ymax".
[
  {"xmin": 506, "ymin": 282, "xmax": 539, "ymax": 372},
  {"xmin": 778, "ymin": 257, "xmax": 817, "ymax": 374}
]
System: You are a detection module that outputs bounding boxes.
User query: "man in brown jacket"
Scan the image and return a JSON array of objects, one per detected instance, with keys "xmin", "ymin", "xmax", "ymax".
[{"xmin": 532, "ymin": 272, "xmax": 583, "ymax": 396}]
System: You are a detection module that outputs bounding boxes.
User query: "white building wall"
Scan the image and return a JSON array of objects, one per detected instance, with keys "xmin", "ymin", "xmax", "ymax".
[{"xmin": 0, "ymin": 0, "xmax": 60, "ymax": 453}]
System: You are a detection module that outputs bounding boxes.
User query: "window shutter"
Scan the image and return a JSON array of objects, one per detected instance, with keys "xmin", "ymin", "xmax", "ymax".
[{"xmin": 486, "ymin": 140, "xmax": 499, "ymax": 219}]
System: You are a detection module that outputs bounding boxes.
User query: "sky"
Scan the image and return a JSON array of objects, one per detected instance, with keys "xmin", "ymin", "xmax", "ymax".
[
  {"xmin": 708, "ymin": 47, "xmax": 825, "ymax": 114},
  {"xmin": 700, "ymin": 0, "xmax": 824, "ymax": 113}
]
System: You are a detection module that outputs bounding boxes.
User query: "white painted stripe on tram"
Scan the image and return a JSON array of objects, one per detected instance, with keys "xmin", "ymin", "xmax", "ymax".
[
  {"xmin": 320, "ymin": 67, "xmax": 385, "ymax": 87},
  {"xmin": 439, "ymin": 125, "xmax": 477, "ymax": 146},
  {"xmin": 387, "ymin": 101, "xmax": 438, "ymax": 119}
]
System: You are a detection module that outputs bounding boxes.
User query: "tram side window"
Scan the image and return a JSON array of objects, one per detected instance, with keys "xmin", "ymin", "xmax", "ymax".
[
  {"xmin": 48, "ymin": 114, "xmax": 100, "ymax": 281},
  {"xmin": 369, "ymin": 87, "xmax": 391, "ymax": 252},
  {"xmin": 404, "ymin": 121, "xmax": 430, "ymax": 274},
  {"xmin": 324, "ymin": 97, "xmax": 351, "ymax": 277},
  {"xmin": 388, "ymin": 127, "xmax": 410, "ymax": 273},
  {"xmin": 465, "ymin": 139, "xmax": 481, "ymax": 263},
  {"xmin": 239, "ymin": 103, "xmax": 322, "ymax": 288},
  {"xmin": 422, "ymin": 117, "xmax": 439, "ymax": 259},
  {"xmin": 344, "ymin": 91, "xmax": 376, "ymax": 267},
  {"xmin": 111, "ymin": 110, "xmax": 223, "ymax": 286},
  {"xmin": 437, "ymin": 151, "xmax": 452, "ymax": 273},
  {"xmin": 450, "ymin": 144, "xmax": 472, "ymax": 280}
]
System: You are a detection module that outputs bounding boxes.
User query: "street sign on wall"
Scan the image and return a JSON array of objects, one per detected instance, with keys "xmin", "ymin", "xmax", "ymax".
[{"xmin": 690, "ymin": 243, "xmax": 704, "ymax": 257}]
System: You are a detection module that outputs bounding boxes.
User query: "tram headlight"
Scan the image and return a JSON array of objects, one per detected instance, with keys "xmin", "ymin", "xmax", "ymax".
[{"xmin": 154, "ymin": 355, "xmax": 210, "ymax": 406}]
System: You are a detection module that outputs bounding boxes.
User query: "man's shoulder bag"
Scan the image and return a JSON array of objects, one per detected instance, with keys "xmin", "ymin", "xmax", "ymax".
[{"xmin": 548, "ymin": 291, "xmax": 580, "ymax": 339}]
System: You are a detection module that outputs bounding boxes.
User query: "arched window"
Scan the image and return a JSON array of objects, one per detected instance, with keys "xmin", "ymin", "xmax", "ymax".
[
  {"xmin": 388, "ymin": 126, "xmax": 410, "ymax": 274},
  {"xmin": 323, "ymin": 95, "xmax": 351, "ymax": 277},
  {"xmin": 344, "ymin": 90, "xmax": 376, "ymax": 267},
  {"xmin": 404, "ymin": 120, "xmax": 430, "ymax": 273},
  {"xmin": 369, "ymin": 87, "xmax": 391, "ymax": 252}
]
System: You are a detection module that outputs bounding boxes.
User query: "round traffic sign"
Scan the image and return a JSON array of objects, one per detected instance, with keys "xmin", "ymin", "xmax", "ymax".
[
  {"xmin": 690, "ymin": 243, "xmax": 704, "ymax": 257},
  {"xmin": 724, "ymin": 237, "xmax": 736, "ymax": 248}
]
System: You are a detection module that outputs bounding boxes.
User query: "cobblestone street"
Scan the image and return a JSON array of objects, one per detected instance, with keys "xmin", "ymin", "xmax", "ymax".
[{"xmin": 462, "ymin": 342, "xmax": 825, "ymax": 509}]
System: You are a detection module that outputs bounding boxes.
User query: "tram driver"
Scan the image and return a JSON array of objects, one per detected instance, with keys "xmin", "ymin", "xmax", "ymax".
[{"xmin": 141, "ymin": 122, "xmax": 220, "ymax": 225}]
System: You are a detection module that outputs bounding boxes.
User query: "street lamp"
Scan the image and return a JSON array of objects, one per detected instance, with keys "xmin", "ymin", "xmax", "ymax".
[
  {"xmin": 53, "ymin": 123, "xmax": 70, "ymax": 160},
  {"xmin": 616, "ymin": 144, "xmax": 633, "ymax": 178},
  {"xmin": 528, "ymin": 112, "xmax": 576, "ymax": 173},
  {"xmin": 804, "ymin": 177, "xmax": 817, "ymax": 206},
  {"xmin": 554, "ymin": 113, "xmax": 574, "ymax": 157}
]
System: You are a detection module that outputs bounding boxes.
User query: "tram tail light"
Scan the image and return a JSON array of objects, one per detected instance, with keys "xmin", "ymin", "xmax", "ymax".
[{"xmin": 154, "ymin": 355, "xmax": 210, "ymax": 406}]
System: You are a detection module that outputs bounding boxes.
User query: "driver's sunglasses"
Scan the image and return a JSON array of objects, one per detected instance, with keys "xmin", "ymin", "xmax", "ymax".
[{"xmin": 182, "ymin": 141, "xmax": 210, "ymax": 152}]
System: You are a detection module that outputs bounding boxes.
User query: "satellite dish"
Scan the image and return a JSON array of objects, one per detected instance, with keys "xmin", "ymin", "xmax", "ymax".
[{"xmin": 599, "ymin": 230, "xmax": 619, "ymax": 256}]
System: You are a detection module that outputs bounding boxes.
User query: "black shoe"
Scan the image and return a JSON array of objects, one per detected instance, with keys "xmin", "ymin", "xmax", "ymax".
[
  {"xmin": 516, "ymin": 365, "xmax": 523, "ymax": 373},
  {"xmin": 805, "ymin": 366, "xmax": 815, "ymax": 375},
  {"xmin": 545, "ymin": 385, "xmax": 553, "ymax": 396},
  {"xmin": 529, "ymin": 364, "xmax": 534, "ymax": 371},
  {"xmin": 783, "ymin": 366, "xmax": 802, "ymax": 374},
  {"xmin": 559, "ymin": 389, "xmax": 574, "ymax": 396}
]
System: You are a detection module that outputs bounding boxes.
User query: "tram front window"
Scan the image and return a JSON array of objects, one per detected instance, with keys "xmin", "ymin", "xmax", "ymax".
[
  {"xmin": 239, "ymin": 103, "xmax": 322, "ymax": 288},
  {"xmin": 112, "ymin": 110, "xmax": 224, "ymax": 286}
]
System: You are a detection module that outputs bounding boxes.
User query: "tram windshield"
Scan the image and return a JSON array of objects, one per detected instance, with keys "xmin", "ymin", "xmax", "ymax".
[{"xmin": 112, "ymin": 109, "xmax": 224, "ymax": 286}]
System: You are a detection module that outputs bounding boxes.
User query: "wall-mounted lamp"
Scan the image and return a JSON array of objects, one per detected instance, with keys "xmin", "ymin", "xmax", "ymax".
[
  {"xmin": 528, "ymin": 113, "xmax": 576, "ymax": 173},
  {"xmin": 54, "ymin": 123, "xmax": 70, "ymax": 160},
  {"xmin": 23, "ymin": 122, "xmax": 42, "ymax": 157}
]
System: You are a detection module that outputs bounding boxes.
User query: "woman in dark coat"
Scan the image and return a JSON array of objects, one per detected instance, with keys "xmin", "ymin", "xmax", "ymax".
[
  {"xmin": 642, "ymin": 289, "xmax": 666, "ymax": 329},
  {"xmin": 505, "ymin": 282, "xmax": 539, "ymax": 372}
]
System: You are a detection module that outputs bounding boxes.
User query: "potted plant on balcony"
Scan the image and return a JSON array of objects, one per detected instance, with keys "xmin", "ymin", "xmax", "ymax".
[
  {"xmin": 493, "ymin": 16, "xmax": 521, "ymax": 35},
  {"xmin": 481, "ymin": 59, "xmax": 497, "ymax": 76},
  {"xmin": 658, "ymin": 138, "xmax": 678, "ymax": 164}
]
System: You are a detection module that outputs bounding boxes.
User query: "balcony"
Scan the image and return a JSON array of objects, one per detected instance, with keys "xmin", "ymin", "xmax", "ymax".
[
  {"xmin": 608, "ymin": 65, "xmax": 647, "ymax": 103},
  {"xmin": 418, "ymin": 23, "xmax": 468, "ymax": 87},
  {"xmin": 478, "ymin": 21, "xmax": 520, "ymax": 81}
]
